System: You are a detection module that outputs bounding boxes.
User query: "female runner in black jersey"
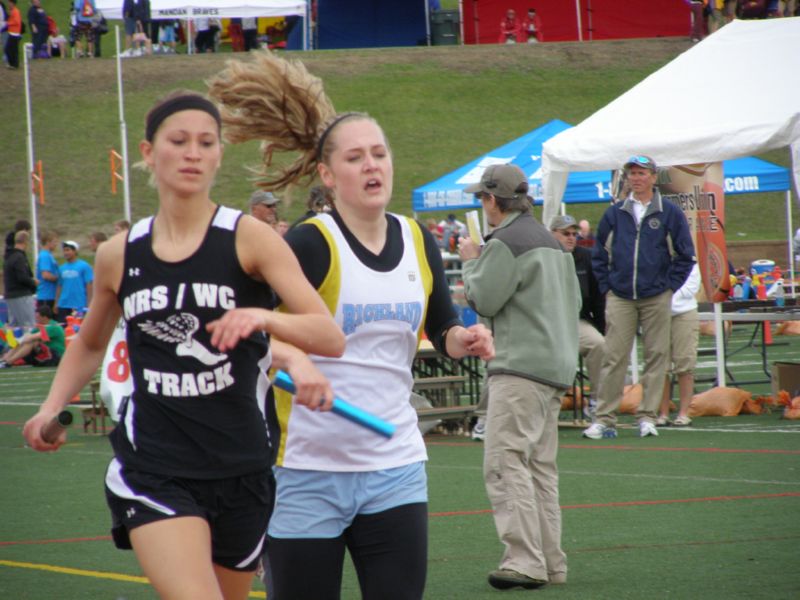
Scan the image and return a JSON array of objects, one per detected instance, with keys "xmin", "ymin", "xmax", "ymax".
[
  {"xmin": 208, "ymin": 52, "xmax": 494, "ymax": 600},
  {"xmin": 23, "ymin": 91, "xmax": 345, "ymax": 600}
]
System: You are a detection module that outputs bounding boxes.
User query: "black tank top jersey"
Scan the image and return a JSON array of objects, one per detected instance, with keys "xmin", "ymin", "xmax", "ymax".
[{"xmin": 111, "ymin": 206, "xmax": 274, "ymax": 479}]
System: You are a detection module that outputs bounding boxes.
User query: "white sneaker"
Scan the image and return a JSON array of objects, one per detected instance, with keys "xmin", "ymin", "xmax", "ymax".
[
  {"xmin": 639, "ymin": 421, "xmax": 659, "ymax": 437},
  {"xmin": 582, "ymin": 422, "xmax": 616, "ymax": 439},
  {"xmin": 471, "ymin": 418, "xmax": 486, "ymax": 441}
]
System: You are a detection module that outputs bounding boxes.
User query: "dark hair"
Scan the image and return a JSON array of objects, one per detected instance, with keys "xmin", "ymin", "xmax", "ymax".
[
  {"xmin": 15, "ymin": 219, "xmax": 31, "ymax": 232},
  {"xmin": 114, "ymin": 219, "xmax": 131, "ymax": 231},
  {"xmin": 90, "ymin": 231, "xmax": 108, "ymax": 243},
  {"xmin": 145, "ymin": 91, "xmax": 222, "ymax": 142},
  {"xmin": 36, "ymin": 304, "xmax": 53, "ymax": 319}
]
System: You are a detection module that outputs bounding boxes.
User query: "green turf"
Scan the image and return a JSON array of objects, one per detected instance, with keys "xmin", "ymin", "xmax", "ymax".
[{"xmin": 2, "ymin": 324, "xmax": 800, "ymax": 599}]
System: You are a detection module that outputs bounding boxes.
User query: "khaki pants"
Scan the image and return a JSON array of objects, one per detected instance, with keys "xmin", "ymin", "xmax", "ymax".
[
  {"xmin": 594, "ymin": 290, "xmax": 672, "ymax": 427},
  {"xmin": 484, "ymin": 374, "xmax": 566, "ymax": 582},
  {"xmin": 578, "ymin": 319, "xmax": 605, "ymax": 398}
]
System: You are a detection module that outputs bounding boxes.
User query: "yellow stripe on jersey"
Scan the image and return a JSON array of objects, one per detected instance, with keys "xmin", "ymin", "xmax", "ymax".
[
  {"xmin": 405, "ymin": 217, "xmax": 433, "ymax": 347},
  {"xmin": 274, "ymin": 216, "xmax": 341, "ymax": 467}
]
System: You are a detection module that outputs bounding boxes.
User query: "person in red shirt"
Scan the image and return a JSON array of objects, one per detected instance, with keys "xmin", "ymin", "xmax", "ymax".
[
  {"xmin": 4, "ymin": 0, "xmax": 22, "ymax": 69},
  {"xmin": 498, "ymin": 8, "xmax": 521, "ymax": 44},
  {"xmin": 521, "ymin": 8, "xmax": 542, "ymax": 43}
]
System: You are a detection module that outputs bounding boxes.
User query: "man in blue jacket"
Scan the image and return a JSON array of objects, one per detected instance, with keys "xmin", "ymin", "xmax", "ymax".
[{"xmin": 583, "ymin": 155, "xmax": 695, "ymax": 439}]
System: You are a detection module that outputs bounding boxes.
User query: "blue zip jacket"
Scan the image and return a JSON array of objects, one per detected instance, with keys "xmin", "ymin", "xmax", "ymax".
[{"xmin": 592, "ymin": 189, "xmax": 695, "ymax": 300}]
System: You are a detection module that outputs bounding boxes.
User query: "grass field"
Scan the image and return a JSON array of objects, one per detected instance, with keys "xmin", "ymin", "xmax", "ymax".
[{"xmin": 2, "ymin": 323, "xmax": 800, "ymax": 599}]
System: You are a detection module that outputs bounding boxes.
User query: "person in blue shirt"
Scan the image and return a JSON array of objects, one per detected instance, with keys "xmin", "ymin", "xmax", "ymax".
[
  {"xmin": 36, "ymin": 231, "xmax": 60, "ymax": 310},
  {"xmin": 54, "ymin": 240, "xmax": 93, "ymax": 322}
]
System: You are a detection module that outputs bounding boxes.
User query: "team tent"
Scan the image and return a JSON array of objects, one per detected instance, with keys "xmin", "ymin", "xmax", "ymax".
[
  {"xmin": 95, "ymin": 0, "xmax": 307, "ymax": 20},
  {"xmin": 411, "ymin": 119, "xmax": 792, "ymax": 213},
  {"xmin": 541, "ymin": 18, "xmax": 800, "ymax": 227}
]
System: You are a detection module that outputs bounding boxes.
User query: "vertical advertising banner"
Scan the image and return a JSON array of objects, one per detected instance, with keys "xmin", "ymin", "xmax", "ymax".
[{"xmin": 659, "ymin": 163, "xmax": 730, "ymax": 302}]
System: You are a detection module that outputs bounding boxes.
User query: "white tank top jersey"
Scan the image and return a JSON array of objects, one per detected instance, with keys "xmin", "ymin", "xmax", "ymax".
[{"xmin": 274, "ymin": 213, "xmax": 432, "ymax": 472}]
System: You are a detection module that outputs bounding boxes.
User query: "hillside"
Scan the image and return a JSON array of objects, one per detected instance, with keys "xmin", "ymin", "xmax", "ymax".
[{"xmin": 0, "ymin": 37, "xmax": 790, "ymax": 250}]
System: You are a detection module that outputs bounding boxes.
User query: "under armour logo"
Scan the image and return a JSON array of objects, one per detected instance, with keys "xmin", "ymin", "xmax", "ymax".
[
  {"xmin": 128, "ymin": 267, "xmax": 141, "ymax": 277},
  {"xmin": 408, "ymin": 271, "xmax": 416, "ymax": 282},
  {"xmin": 126, "ymin": 507, "xmax": 136, "ymax": 519}
]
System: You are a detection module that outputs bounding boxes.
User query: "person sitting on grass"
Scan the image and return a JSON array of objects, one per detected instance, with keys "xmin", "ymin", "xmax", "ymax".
[{"xmin": 0, "ymin": 305, "xmax": 65, "ymax": 368}]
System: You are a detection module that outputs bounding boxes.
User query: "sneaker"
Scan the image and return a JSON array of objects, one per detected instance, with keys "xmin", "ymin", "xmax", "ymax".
[
  {"xmin": 673, "ymin": 415, "xmax": 692, "ymax": 427},
  {"xmin": 488, "ymin": 569, "xmax": 547, "ymax": 590},
  {"xmin": 471, "ymin": 418, "xmax": 486, "ymax": 441},
  {"xmin": 656, "ymin": 416, "xmax": 671, "ymax": 427},
  {"xmin": 639, "ymin": 421, "xmax": 659, "ymax": 437},
  {"xmin": 582, "ymin": 422, "xmax": 617, "ymax": 439},
  {"xmin": 549, "ymin": 572, "xmax": 567, "ymax": 585},
  {"xmin": 0, "ymin": 361, "xmax": 8, "ymax": 369}
]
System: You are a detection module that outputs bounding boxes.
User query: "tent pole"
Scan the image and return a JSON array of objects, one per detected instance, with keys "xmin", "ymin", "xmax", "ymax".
[
  {"xmin": 458, "ymin": 0, "xmax": 464, "ymax": 45},
  {"xmin": 473, "ymin": 0, "xmax": 479, "ymax": 44},
  {"xmin": 575, "ymin": 0, "xmax": 583, "ymax": 42},
  {"xmin": 788, "ymin": 189, "xmax": 796, "ymax": 298},
  {"xmin": 304, "ymin": 1, "xmax": 309, "ymax": 50},
  {"xmin": 115, "ymin": 26, "xmax": 132, "ymax": 224},
  {"xmin": 713, "ymin": 302, "xmax": 726, "ymax": 386},
  {"xmin": 424, "ymin": 0, "xmax": 431, "ymax": 46},
  {"xmin": 23, "ymin": 43, "xmax": 40, "ymax": 260}
]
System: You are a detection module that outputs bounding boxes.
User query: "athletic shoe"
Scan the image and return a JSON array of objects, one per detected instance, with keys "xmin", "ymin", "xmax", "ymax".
[
  {"xmin": 471, "ymin": 418, "xmax": 486, "ymax": 441},
  {"xmin": 656, "ymin": 416, "xmax": 671, "ymax": 427},
  {"xmin": 582, "ymin": 422, "xmax": 617, "ymax": 439},
  {"xmin": 0, "ymin": 361, "xmax": 8, "ymax": 369},
  {"xmin": 488, "ymin": 569, "xmax": 547, "ymax": 590},
  {"xmin": 639, "ymin": 421, "xmax": 659, "ymax": 437},
  {"xmin": 673, "ymin": 415, "xmax": 692, "ymax": 427}
]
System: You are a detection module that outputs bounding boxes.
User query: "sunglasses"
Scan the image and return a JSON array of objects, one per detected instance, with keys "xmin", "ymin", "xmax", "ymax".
[
  {"xmin": 559, "ymin": 231, "xmax": 579, "ymax": 237},
  {"xmin": 628, "ymin": 155, "xmax": 652, "ymax": 164}
]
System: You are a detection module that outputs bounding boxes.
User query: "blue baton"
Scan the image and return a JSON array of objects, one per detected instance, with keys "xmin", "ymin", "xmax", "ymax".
[{"xmin": 272, "ymin": 370, "xmax": 396, "ymax": 439}]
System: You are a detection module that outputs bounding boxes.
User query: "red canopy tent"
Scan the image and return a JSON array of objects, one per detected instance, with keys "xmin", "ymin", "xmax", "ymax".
[{"xmin": 460, "ymin": 0, "xmax": 691, "ymax": 44}]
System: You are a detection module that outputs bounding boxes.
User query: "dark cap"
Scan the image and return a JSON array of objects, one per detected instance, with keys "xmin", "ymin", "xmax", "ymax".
[
  {"xmin": 249, "ymin": 190, "xmax": 280, "ymax": 207},
  {"xmin": 623, "ymin": 155, "xmax": 657, "ymax": 173},
  {"xmin": 464, "ymin": 164, "xmax": 529, "ymax": 199},
  {"xmin": 550, "ymin": 215, "xmax": 578, "ymax": 231}
]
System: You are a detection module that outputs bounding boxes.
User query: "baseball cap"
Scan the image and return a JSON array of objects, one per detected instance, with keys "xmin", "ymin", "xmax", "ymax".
[
  {"xmin": 623, "ymin": 155, "xmax": 657, "ymax": 173},
  {"xmin": 464, "ymin": 164, "xmax": 529, "ymax": 199},
  {"xmin": 550, "ymin": 215, "xmax": 578, "ymax": 231},
  {"xmin": 249, "ymin": 190, "xmax": 280, "ymax": 207},
  {"xmin": 63, "ymin": 240, "xmax": 79, "ymax": 251}
]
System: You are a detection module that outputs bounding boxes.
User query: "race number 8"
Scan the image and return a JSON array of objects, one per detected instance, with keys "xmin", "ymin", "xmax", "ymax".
[{"xmin": 107, "ymin": 340, "xmax": 130, "ymax": 382}]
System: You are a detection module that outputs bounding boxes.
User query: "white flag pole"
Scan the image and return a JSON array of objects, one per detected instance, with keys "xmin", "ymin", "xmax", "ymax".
[
  {"xmin": 23, "ymin": 43, "xmax": 40, "ymax": 258},
  {"xmin": 115, "ymin": 26, "xmax": 132, "ymax": 223}
]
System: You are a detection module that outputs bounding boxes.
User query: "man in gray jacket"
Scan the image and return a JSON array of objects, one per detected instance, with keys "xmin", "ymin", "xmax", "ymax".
[{"xmin": 459, "ymin": 164, "xmax": 580, "ymax": 591}]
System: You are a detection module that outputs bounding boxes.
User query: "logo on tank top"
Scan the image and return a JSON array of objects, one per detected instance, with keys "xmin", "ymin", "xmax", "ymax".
[
  {"xmin": 139, "ymin": 312, "xmax": 228, "ymax": 366},
  {"xmin": 341, "ymin": 302, "xmax": 422, "ymax": 335}
]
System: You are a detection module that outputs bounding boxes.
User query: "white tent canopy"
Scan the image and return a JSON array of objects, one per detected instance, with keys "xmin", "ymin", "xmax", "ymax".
[
  {"xmin": 541, "ymin": 17, "xmax": 800, "ymax": 227},
  {"xmin": 96, "ymin": 0, "xmax": 306, "ymax": 21}
]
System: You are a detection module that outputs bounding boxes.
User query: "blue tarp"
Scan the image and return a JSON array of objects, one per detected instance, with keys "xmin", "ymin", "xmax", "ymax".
[{"xmin": 412, "ymin": 119, "xmax": 791, "ymax": 213}]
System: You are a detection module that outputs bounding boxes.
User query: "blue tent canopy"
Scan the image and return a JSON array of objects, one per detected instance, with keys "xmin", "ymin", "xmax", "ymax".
[{"xmin": 411, "ymin": 119, "xmax": 791, "ymax": 213}]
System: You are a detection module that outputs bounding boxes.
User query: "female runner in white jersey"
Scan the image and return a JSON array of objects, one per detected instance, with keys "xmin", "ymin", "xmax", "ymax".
[
  {"xmin": 208, "ymin": 53, "xmax": 495, "ymax": 600},
  {"xmin": 23, "ymin": 91, "xmax": 345, "ymax": 600}
]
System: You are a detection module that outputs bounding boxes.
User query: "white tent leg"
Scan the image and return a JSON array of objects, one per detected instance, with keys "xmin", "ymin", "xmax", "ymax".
[
  {"xmin": 787, "ymin": 189, "xmax": 796, "ymax": 298},
  {"xmin": 714, "ymin": 302, "xmax": 726, "ymax": 387},
  {"xmin": 630, "ymin": 337, "xmax": 639, "ymax": 385}
]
